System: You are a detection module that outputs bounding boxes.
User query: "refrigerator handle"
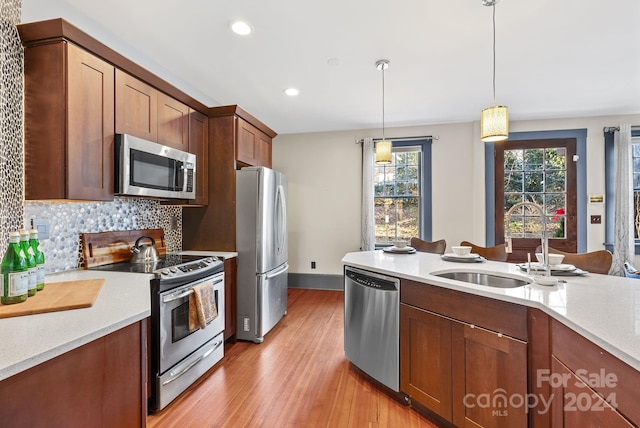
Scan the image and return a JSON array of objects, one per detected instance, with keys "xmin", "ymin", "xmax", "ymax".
[
  {"xmin": 266, "ymin": 263, "xmax": 289, "ymax": 279},
  {"xmin": 276, "ymin": 184, "xmax": 287, "ymax": 252}
]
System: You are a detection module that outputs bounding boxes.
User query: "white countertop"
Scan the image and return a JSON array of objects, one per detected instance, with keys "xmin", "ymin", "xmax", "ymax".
[
  {"xmin": 181, "ymin": 250, "xmax": 238, "ymax": 259},
  {"xmin": 0, "ymin": 269, "xmax": 152, "ymax": 381},
  {"xmin": 342, "ymin": 250, "xmax": 640, "ymax": 371}
]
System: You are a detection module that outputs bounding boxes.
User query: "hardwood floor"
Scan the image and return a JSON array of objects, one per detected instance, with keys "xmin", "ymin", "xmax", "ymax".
[{"xmin": 147, "ymin": 288, "xmax": 437, "ymax": 428}]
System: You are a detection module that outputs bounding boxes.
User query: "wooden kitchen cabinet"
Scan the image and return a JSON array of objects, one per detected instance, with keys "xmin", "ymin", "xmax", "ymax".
[
  {"xmin": 115, "ymin": 69, "xmax": 158, "ymax": 141},
  {"xmin": 549, "ymin": 318, "xmax": 640, "ymax": 426},
  {"xmin": 183, "ymin": 105, "xmax": 277, "ymax": 251},
  {"xmin": 236, "ymin": 117, "xmax": 273, "ymax": 168},
  {"xmin": 22, "ymin": 41, "xmax": 114, "ymax": 201},
  {"xmin": 0, "ymin": 321, "xmax": 147, "ymax": 427},
  {"xmin": 158, "ymin": 92, "xmax": 189, "ymax": 151},
  {"xmin": 188, "ymin": 108, "xmax": 209, "ymax": 205},
  {"xmin": 400, "ymin": 279, "xmax": 528, "ymax": 427},
  {"xmin": 400, "ymin": 303, "xmax": 452, "ymax": 420},
  {"xmin": 224, "ymin": 256, "xmax": 238, "ymax": 342}
]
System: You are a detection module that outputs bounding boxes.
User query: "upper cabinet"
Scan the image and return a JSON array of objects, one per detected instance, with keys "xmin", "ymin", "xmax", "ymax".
[
  {"xmin": 236, "ymin": 117, "xmax": 273, "ymax": 168},
  {"xmin": 115, "ymin": 70, "xmax": 158, "ymax": 142},
  {"xmin": 19, "ymin": 18, "xmax": 211, "ymax": 203},
  {"xmin": 23, "ymin": 41, "xmax": 115, "ymax": 201},
  {"xmin": 158, "ymin": 93, "xmax": 190, "ymax": 152},
  {"xmin": 188, "ymin": 109, "xmax": 209, "ymax": 205}
]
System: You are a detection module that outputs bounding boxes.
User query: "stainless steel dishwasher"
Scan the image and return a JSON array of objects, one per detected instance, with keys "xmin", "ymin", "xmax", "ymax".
[{"xmin": 344, "ymin": 265, "xmax": 400, "ymax": 392}]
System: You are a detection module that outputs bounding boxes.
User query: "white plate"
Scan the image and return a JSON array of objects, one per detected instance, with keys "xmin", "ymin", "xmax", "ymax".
[
  {"xmin": 530, "ymin": 263, "xmax": 576, "ymax": 271},
  {"xmin": 443, "ymin": 253, "xmax": 480, "ymax": 259},
  {"xmin": 383, "ymin": 247, "xmax": 416, "ymax": 254},
  {"xmin": 387, "ymin": 246, "xmax": 415, "ymax": 253}
]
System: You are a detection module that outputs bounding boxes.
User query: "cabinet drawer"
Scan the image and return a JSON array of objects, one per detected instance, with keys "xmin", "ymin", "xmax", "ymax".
[{"xmin": 401, "ymin": 279, "xmax": 527, "ymax": 341}]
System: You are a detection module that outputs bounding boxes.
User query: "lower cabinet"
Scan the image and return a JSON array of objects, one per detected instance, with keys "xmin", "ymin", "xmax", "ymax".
[
  {"xmin": 224, "ymin": 256, "xmax": 238, "ymax": 342},
  {"xmin": 400, "ymin": 303, "xmax": 527, "ymax": 427},
  {"xmin": 550, "ymin": 357, "xmax": 633, "ymax": 427},
  {"xmin": 0, "ymin": 321, "xmax": 146, "ymax": 427}
]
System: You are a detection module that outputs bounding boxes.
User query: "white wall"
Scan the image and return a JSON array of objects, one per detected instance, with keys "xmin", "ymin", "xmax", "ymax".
[{"xmin": 274, "ymin": 114, "xmax": 640, "ymax": 275}]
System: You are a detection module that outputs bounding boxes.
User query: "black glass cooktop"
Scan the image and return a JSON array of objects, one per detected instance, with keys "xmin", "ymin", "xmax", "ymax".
[{"xmin": 88, "ymin": 254, "xmax": 206, "ymax": 274}]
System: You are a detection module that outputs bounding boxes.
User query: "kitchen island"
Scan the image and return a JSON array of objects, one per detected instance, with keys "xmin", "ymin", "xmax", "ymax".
[
  {"xmin": 0, "ymin": 269, "xmax": 152, "ymax": 427},
  {"xmin": 342, "ymin": 250, "xmax": 640, "ymax": 427}
]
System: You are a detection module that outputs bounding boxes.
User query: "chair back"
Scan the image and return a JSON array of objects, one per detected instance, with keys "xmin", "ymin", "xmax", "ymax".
[
  {"xmin": 460, "ymin": 241, "xmax": 508, "ymax": 262},
  {"xmin": 534, "ymin": 246, "xmax": 613, "ymax": 275},
  {"xmin": 410, "ymin": 238, "xmax": 447, "ymax": 255}
]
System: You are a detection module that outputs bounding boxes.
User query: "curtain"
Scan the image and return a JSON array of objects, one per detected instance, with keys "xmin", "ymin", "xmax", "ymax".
[
  {"xmin": 361, "ymin": 138, "xmax": 375, "ymax": 251},
  {"xmin": 611, "ymin": 124, "xmax": 634, "ymax": 276}
]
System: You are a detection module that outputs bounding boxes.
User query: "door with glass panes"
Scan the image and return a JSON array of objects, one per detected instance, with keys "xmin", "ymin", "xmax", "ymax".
[{"xmin": 494, "ymin": 139, "xmax": 577, "ymax": 262}]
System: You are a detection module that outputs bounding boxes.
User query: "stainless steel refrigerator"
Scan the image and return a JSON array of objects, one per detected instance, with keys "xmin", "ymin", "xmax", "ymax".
[{"xmin": 236, "ymin": 166, "xmax": 288, "ymax": 343}]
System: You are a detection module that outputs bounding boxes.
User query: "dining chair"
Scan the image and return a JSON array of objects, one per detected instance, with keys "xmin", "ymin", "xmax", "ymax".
[
  {"xmin": 459, "ymin": 241, "xmax": 509, "ymax": 262},
  {"xmin": 534, "ymin": 246, "xmax": 613, "ymax": 275},
  {"xmin": 410, "ymin": 238, "xmax": 447, "ymax": 255}
]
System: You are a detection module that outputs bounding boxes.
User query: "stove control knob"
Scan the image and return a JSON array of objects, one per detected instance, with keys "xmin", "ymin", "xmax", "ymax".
[
  {"xmin": 170, "ymin": 267, "xmax": 178, "ymax": 273},
  {"xmin": 161, "ymin": 269, "xmax": 170, "ymax": 275}
]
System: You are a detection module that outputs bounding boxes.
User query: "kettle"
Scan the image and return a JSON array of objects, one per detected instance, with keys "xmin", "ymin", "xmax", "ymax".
[{"xmin": 130, "ymin": 236, "xmax": 160, "ymax": 263}]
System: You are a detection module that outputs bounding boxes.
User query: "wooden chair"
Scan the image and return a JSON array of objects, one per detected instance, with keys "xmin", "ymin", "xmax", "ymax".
[
  {"xmin": 534, "ymin": 246, "xmax": 613, "ymax": 275},
  {"xmin": 460, "ymin": 241, "xmax": 509, "ymax": 262},
  {"xmin": 410, "ymin": 238, "xmax": 447, "ymax": 255}
]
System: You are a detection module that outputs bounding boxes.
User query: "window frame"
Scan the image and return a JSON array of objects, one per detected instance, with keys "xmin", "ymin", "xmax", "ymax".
[
  {"xmin": 373, "ymin": 138, "xmax": 432, "ymax": 248},
  {"xmin": 604, "ymin": 128, "xmax": 640, "ymax": 254}
]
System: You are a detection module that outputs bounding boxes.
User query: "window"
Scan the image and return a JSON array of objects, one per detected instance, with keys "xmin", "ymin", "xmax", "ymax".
[
  {"xmin": 374, "ymin": 138, "xmax": 431, "ymax": 245},
  {"xmin": 605, "ymin": 128, "xmax": 640, "ymax": 253}
]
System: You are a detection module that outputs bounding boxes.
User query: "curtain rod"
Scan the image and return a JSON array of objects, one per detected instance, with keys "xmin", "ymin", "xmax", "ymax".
[
  {"xmin": 603, "ymin": 125, "xmax": 640, "ymax": 133},
  {"xmin": 355, "ymin": 135, "xmax": 437, "ymax": 144}
]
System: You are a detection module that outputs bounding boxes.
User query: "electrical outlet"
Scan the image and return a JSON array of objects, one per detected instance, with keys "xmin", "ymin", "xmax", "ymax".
[
  {"xmin": 311, "ymin": 261, "xmax": 316, "ymax": 269},
  {"xmin": 590, "ymin": 215, "xmax": 602, "ymax": 224},
  {"xmin": 32, "ymin": 218, "xmax": 50, "ymax": 240}
]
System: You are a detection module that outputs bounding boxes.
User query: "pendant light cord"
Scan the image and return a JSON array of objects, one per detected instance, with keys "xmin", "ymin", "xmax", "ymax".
[
  {"xmin": 492, "ymin": 3, "xmax": 496, "ymax": 106},
  {"xmin": 382, "ymin": 66, "xmax": 386, "ymax": 139}
]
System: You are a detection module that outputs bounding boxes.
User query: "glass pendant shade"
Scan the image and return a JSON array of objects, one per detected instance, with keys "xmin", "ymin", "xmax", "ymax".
[
  {"xmin": 375, "ymin": 140, "xmax": 392, "ymax": 164},
  {"xmin": 480, "ymin": 105, "xmax": 509, "ymax": 142}
]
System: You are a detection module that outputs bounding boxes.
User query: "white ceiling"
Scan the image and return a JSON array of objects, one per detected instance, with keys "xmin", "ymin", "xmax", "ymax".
[{"xmin": 22, "ymin": 0, "xmax": 640, "ymax": 135}]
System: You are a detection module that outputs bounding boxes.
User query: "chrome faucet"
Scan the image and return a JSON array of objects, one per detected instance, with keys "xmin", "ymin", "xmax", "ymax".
[{"xmin": 504, "ymin": 201, "xmax": 550, "ymax": 276}]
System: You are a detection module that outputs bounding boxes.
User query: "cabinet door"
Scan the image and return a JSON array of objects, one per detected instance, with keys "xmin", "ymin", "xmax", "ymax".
[
  {"xmin": 451, "ymin": 322, "xmax": 527, "ymax": 428},
  {"xmin": 158, "ymin": 92, "xmax": 189, "ymax": 151},
  {"xmin": 115, "ymin": 69, "xmax": 158, "ymax": 141},
  {"xmin": 236, "ymin": 117, "xmax": 272, "ymax": 167},
  {"xmin": 66, "ymin": 43, "xmax": 115, "ymax": 200},
  {"xmin": 224, "ymin": 257, "xmax": 237, "ymax": 342},
  {"xmin": 550, "ymin": 357, "xmax": 633, "ymax": 427},
  {"xmin": 188, "ymin": 109, "xmax": 208, "ymax": 205},
  {"xmin": 400, "ymin": 304, "xmax": 453, "ymax": 421}
]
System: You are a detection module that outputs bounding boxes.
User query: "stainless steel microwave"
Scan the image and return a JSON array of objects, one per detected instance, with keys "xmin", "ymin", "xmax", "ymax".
[{"xmin": 115, "ymin": 134, "xmax": 196, "ymax": 199}]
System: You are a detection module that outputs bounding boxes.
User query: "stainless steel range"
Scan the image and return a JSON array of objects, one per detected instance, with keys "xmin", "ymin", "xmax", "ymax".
[{"xmin": 90, "ymin": 254, "xmax": 225, "ymax": 412}]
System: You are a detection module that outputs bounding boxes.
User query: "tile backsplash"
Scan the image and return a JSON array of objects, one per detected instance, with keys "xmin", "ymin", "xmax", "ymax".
[{"xmin": 24, "ymin": 198, "xmax": 182, "ymax": 272}]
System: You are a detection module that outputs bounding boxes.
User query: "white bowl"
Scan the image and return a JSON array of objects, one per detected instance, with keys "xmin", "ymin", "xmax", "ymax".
[
  {"xmin": 535, "ymin": 253, "xmax": 565, "ymax": 266},
  {"xmin": 452, "ymin": 246, "xmax": 472, "ymax": 256},
  {"xmin": 393, "ymin": 240, "xmax": 408, "ymax": 249}
]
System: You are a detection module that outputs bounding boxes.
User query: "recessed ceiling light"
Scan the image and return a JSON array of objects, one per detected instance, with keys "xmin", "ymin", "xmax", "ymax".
[
  {"xmin": 231, "ymin": 21, "xmax": 252, "ymax": 36},
  {"xmin": 284, "ymin": 88, "xmax": 299, "ymax": 96}
]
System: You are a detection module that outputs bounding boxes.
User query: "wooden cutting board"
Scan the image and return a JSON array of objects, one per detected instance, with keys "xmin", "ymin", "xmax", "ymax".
[{"xmin": 0, "ymin": 278, "xmax": 104, "ymax": 318}]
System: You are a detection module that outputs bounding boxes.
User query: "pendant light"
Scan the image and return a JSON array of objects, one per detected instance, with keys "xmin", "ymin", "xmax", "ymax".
[
  {"xmin": 375, "ymin": 59, "xmax": 392, "ymax": 164},
  {"xmin": 480, "ymin": 0, "xmax": 509, "ymax": 142}
]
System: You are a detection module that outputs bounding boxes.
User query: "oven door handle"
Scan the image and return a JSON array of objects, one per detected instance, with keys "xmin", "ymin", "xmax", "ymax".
[
  {"xmin": 162, "ymin": 339, "xmax": 223, "ymax": 386},
  {"xmin": 162, "ymin": 289, "xmax": 194, "ymax": 303},
  {"xmin": 162, "ymin": 277, "xmax": 224, "ymax": 303}
]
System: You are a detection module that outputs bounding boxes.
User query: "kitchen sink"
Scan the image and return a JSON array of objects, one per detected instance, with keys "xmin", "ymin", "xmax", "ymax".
[{"xmin": 431, "ymin": 270, "xmax": 532, "ymax": 288}]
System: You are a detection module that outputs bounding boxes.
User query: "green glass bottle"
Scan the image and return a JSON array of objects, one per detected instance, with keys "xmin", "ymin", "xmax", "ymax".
[
  {"xmin": 29, "ymin": 229, "xmax": 45, "ymax": 291},
  {"xmin": 1, "ymin": 231, "xmax": 28, "ymax": 304},
  {"xmin": 20, "ymin": 229, "xmax": 37, "ymax": 296}
]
